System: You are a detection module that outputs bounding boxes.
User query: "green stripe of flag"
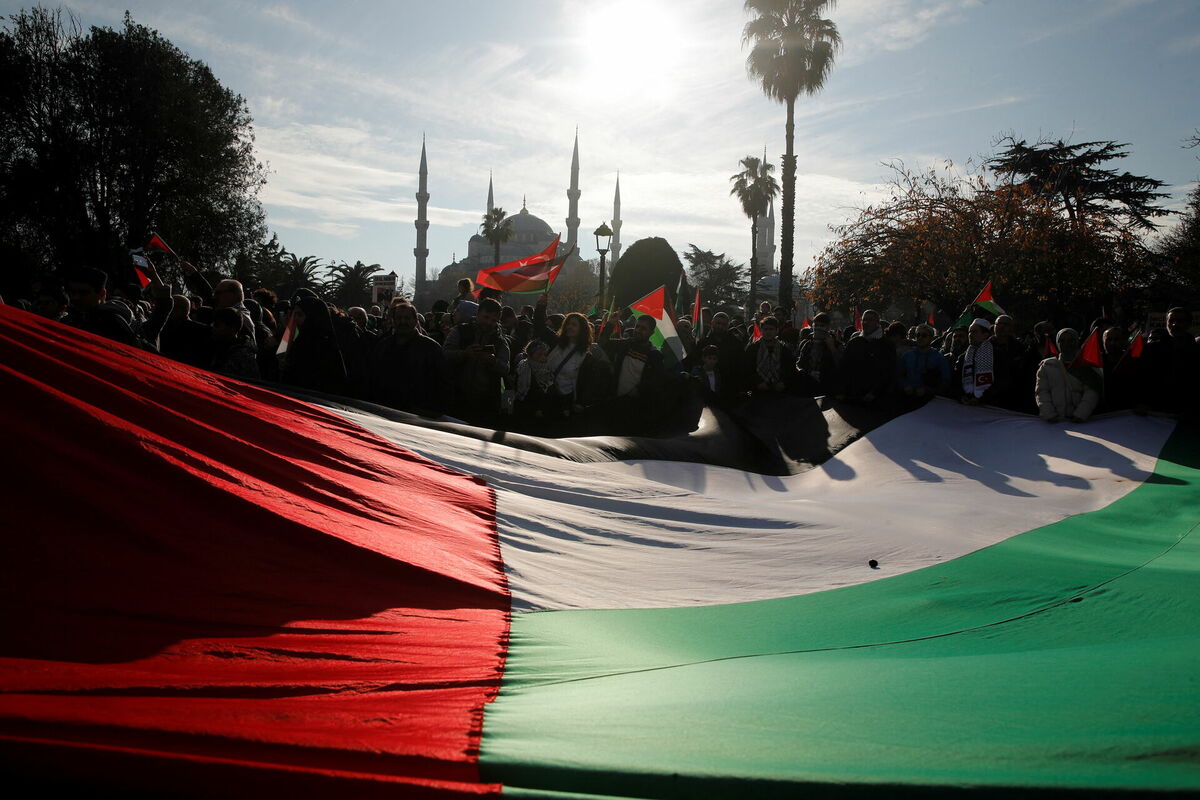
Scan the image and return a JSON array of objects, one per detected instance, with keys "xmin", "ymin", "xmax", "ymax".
[{"xmin": 482, "ymin": 423, "xmax": 1200, "ymax": 796}]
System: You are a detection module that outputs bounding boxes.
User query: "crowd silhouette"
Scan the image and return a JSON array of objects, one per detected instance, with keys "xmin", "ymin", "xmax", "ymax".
[{"xmin": 9, "ymin": 260, "xmax": 1198, "ymax": 438}]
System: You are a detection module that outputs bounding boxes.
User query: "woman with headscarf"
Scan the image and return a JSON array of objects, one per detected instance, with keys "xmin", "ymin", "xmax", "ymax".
[{"xmin": 279, "ymin": 294, "xmax": 349, "ymax": 395}]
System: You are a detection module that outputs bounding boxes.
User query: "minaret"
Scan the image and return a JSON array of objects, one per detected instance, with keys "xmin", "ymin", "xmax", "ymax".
[
  {"xmin": 611, "ymin": 172, "xmax": 623, "ymax": 266},
  {"xmin": 486, "ymin": 171, "xmax": 494, "ymax": 216},
  {"xmin": 565, "ymin": 129, "xmax": 581, "ymax": 252},
  {"xmin": 413, "ymin": 136, "xmax": 430, "ymax": 298}
]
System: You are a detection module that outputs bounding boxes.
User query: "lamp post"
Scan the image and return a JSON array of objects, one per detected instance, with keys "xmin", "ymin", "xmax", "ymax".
[{"xmin": 594, "ymin": 222, "xmax": 613, "ymax": 310}]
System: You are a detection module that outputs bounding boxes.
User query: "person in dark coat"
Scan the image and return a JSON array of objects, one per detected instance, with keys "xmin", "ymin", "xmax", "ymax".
[
  {"xmin": 160, "ymin": 294, "xmax": 212, "ymax": 368},
  {"xmin": 794, "ymin": 312, "xmax": 841, "ymax": 397},
  {"xmin": 280, "ymin": 295, "xmax": 349, "ymax": 395},
  {"xmin": 367, "ymin": 301, "xmax": 449, "ymax": 416},
  {"xmin": 63, "ymin": 267, "xmax": 141, "ymax": 347},
  {"xmin": 837, "ymin": 309, "xmax": 896, "ymax": 406},
  {"xmin": 742, "ymin": 316, "xmax": 795, "ymax": 397},
  {"xmin": 1137, "ymin": 307, "xmax": 1198, "ymax": 417}
]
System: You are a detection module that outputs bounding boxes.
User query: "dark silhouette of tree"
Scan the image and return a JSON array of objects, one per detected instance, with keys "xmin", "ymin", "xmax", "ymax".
[
  {"xmin": 608, "ymin": 237, "xmax": 685, "ymax": 309},
  {"xmin": 229, "ymin": 233, "xmax": 286, "ymax": 294},
  {"xmin": 684, "ymin": 245, "xmax": 747, "ymax": 311},
  {"xmin": 730, "ymin": 154, "xmax": 779, "ymax": 313},
  {"xmin": 0, "ymin": 8, "xmax": 266, "ymax": 280},
  {"xmin": 279, "ymin": 252, "xmax": 324, "ymax": 299},
  {"xmin": 808, "ymin": 149, "xmax": 1167, "ymax": 322},
  {"xmin": 325, "ymin": 260, "xmax": 382, "ymax": 309},
  {"xmin": 480, "ymin": 208, "xmax": 514, "ymax": 267},
  {"xmin": 743, "ymin": 0, "xmax": 840, "ymax": 310},
  {"xmin": 987, "ymin": 138, "xmax": 1171, "ymax": 232}
]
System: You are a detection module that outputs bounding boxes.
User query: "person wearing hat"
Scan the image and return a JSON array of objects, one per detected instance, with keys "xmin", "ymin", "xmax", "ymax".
[
  {"xmin": 1035, "ymin": 328, "xmax": 1100, "ymax": 423},
  {"xmin": 958, "ymin": 318, "xmax": 1010, "ymax": 406}
]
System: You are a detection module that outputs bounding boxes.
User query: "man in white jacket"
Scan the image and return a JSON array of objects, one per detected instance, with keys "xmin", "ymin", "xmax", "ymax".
[{"xmin": 1035, "ymin": 328, "xmax": 1100, "ymax": 423}]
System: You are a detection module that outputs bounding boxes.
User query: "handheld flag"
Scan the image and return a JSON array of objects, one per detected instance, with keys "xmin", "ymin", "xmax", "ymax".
[
  {"xmin": 955, "ymin": 282, "xmax": 1007, "ymax": 329},
  {"xmin": 475, "ymin": 237, "xmax": 566, "ymax": 294},
  {"xmin": 972, "ymin": 280, "xmax": 1006, "ymax": 317},
  {"xmin": 1114, "ymin": 331, "xmax": 1145, "ymax": 376},
  {"xmin": 1042, "ymin": 335, "xmax": 1059, "ymax": 358},
  {"xmin": 928, "ymin": 311, "xmax": 936, "ymax": 326},
  {"xmin": 750, "ymin": 321, "xmax": 763, "ymax": 343},
  {"xmin": 1068, "ymin": 328, "xmax": 1105, "ymax": 395},
  {"xmin": 691, "ymin": 288, "xmax": 703, "ymax": 341},
  {"xmin": 853, "ymin": 308, "xmax": 862, "ymax": 332},
  {"xmin": 802, "ymin": 317, "xmax": 811, "ymax": 329},
  {"xmin": 276, "ymin": 309, "xmax": 300, "ymax": 357},
  {"xmin": 145, "ymin": 233, "xmax": 176, "ymax": 257},
  {"xmin": 130, "ymin": 253, "xmax": 152, "ymax": 288},
  {"xmin": 629, "ymin": 285, "xmax": 685, "ymax": 366},
  {"xmin": 1070, "ymin": 329, "xmax": 1104, "ymax": 370}
]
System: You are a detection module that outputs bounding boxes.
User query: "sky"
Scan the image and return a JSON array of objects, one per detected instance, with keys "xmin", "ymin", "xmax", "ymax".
[{"xmin": 7, "ymin": 0, "xmax": 1200, "ymax": 284}]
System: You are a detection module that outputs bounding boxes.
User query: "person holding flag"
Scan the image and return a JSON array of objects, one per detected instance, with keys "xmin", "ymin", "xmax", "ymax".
[
  {"xmin": 598, "ymin": 312, "xmax": 667, "ymax": 434},
  {"xmin": 1035, "ymin": 328, "xmax": 1101, "ymax": 423}
]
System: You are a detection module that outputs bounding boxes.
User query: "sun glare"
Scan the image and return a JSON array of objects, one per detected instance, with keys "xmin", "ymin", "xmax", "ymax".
[{"xmin": 578, "ymin": 1, "xmax": 686, "ymax": 104}]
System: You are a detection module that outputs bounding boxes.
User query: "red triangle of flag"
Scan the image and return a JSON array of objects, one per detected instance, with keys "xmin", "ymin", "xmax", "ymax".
[
  {"xmin": 145, "ymin": 233, "xmax": 172, "ymax": 253},
  {"xmin": 1128, "ymin": 331, "xmax": 1145, "ymax": 359},
  {"xmin": 1070, "ymin": 328, "xmax": 1104, "ymax": 370},
  {"xmin": 1042, "ymin": 335, "xmax": 1059, "ymax": 358},
  {"xmin": 629, "ymin": 286, "xmax": 666, "ymax": 318},
  {"xmin": 973, "ymin": 280, "xmax": 994, "ymax": 304}
]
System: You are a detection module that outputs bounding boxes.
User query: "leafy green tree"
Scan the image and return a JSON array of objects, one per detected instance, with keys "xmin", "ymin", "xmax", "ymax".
[
  {"xmin": 683, "ymin": 245, "xmax": 747, "ymax": 310},
  {"xmin": 0, "ymin": 7, "xmax": 266, "ymax": 284},
  {"xmin": 480, "ymin": 207, "xmax": 514, "ymax": 267},
  {"xmin": 325, "ymin": 260, "xmax": 383, "ymax": 309},
  {"xmin": 743, "ymin": 0, "xmax": 840, "ymax": 310},
  {"xmin": 729, "ymin": 154, "xmax": 779, "ymax": 311}
]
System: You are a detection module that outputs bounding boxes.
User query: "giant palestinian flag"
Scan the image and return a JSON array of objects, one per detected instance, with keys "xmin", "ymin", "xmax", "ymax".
[{"xmin": 1, "ymin": 303, "xmax": 1198, "ymax": 797}]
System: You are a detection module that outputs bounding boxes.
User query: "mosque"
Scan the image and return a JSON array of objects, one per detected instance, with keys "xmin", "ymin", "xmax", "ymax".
[{"xmin": 410, "ymin": 133, "xmax": 778, "ymax": 305}]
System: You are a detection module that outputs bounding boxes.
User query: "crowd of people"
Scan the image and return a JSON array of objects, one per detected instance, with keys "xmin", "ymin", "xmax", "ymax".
[{"xmin": 9, "ymin": 263, "xmax": 1199, "ymax": 437}]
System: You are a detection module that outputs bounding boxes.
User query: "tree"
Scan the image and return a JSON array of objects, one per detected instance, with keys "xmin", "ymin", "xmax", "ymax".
[
  {"xmin": 684, "ymin": 244, "xmax": 747, "ymax": 310},
  {"xmin": 1156, "ymin": 185, "xmax": 1200, "ymax": 299},
  {"xmin": 0, "ymin": 8, "xmax": 267, "ymax": 283},
  {"xmin": 480, "ymin": 207, "xmax": 514, "ymax": 267},
  {"xmin": 325, "ymin": 260, "xmax": 383, "ymax": 309},
  {"xmin": 279, "ymin": 252, "xmax": 324, "ymax": 299},
  {"xmin": 987, "ymin": 138, "xmax": 1171, "ymax": 232},
  {"xmin": 229, "ymin": 233, "xmax": 286, "ymax": 293},
  {"xmin": 807, "ymin": 152, "xmax": 1164, "ymax": 323},
  {"xmin": 729, "ymin": 153, "xmax": 779, "ymax": 312},
  {"xmin": 743, "ymin": 0, "xmax": 840, "ymax": 310},
  {"xmin": 608, "ymin": 237, "xmax": 685, "ymax": 309}
]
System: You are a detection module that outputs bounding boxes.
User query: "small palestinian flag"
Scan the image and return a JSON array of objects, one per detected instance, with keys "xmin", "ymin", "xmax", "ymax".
[{"xmin": 629, "ymin": 285, "xmax": 685, "ymax": 366}]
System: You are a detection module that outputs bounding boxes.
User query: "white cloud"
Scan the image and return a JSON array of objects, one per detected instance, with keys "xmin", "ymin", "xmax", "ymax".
[{"xmin": 837, "ymin": 0, "xmax": 980, "ymax": 65}]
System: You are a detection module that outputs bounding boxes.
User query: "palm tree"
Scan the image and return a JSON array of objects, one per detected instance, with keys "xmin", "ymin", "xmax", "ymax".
[
  {"xmin": 480, "ymin": 207, "xmax": 514, "ymax": 267},
  {"xmin": 730, "ymin": 154, "xmax": 780, "ymax": 313},
  {"xmin": 325, "ymin": 260, "xmax": 383, "ymax": 309},
  {"xmin": 279, "ymin": 252, "xmax": 325, "ymax": 299},
  {"xmin": 743, "ymin": 0, "xmax": 840, "ymax": 309}
]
